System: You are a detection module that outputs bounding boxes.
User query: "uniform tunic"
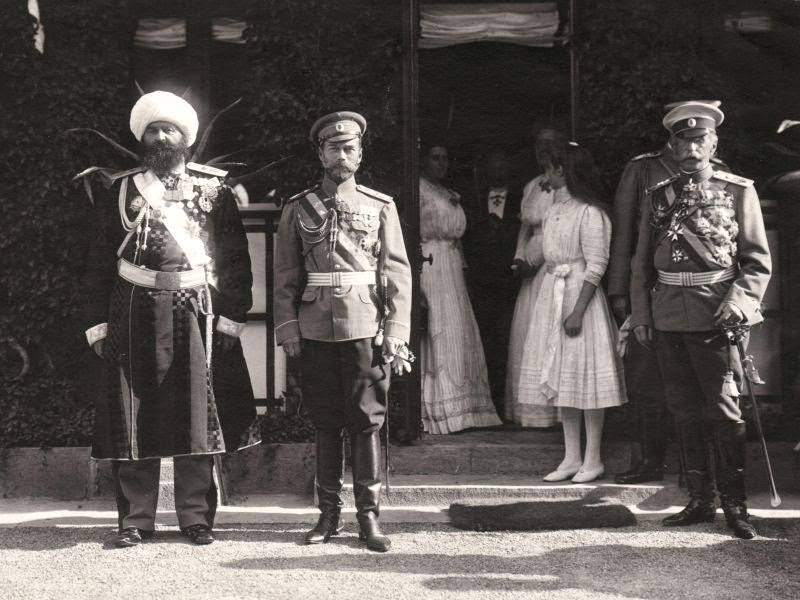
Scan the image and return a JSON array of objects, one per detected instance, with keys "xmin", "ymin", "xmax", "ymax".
[
  {"xmin": 273, "ymin": 175, "xmax": 412, "ymax": 433},
  {"xmin": 419, "ymin": 176, "xmax": 501, "ymax": 433},
  {"xmin": 83, "ymin": 165, "xmax": 259, "ymax": 459},
  {"xmin": 608, "ymin": 149, "xmax": 677, "ymax": 414},
  {"xmin": 629, "ymin": 167, "xmax": 771, "ymax": 424}
]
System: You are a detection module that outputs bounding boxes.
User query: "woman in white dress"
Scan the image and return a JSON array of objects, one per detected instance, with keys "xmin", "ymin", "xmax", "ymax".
[
  {"xmin": 506, "ymin": 128, "xmax": 565, "ymax": 427},
  {"xmin": 517, "ymin": 143, "xmax": 626, "ymax": 482},
  {"xmin": 420, "ymin": 144, "xmax": 501, "ymax": 434}
]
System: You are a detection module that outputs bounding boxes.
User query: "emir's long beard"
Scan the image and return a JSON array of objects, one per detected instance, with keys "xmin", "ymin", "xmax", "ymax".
[
  {"xmin": 142, "ymin": 139, "xmax": 188, "ymax": 174},
  {"xmin": 324, "ymin": 158, "xmax": 360, "ymax": 184}
]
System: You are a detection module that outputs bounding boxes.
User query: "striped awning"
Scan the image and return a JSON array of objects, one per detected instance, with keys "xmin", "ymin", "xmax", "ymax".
[
  {"xmin": 419, "ymin": 2, "xmax": 560, "ymax": 49},
  {"xmin": 134, "ymin": 17, "xmax": 248, "ymax": 49}
]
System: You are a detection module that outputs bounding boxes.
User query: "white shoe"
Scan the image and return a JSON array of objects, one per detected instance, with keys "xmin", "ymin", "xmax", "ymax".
[
  {"xmin": 543, "ymin": 463, "xmax": 583, "ymax": 482},
  {"xmin": 571, "ymin": 465, "xmax": 605, "ymax": 483}
]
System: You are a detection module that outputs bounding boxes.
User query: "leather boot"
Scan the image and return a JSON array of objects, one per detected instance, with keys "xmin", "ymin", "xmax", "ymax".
[
  {"xmin": 715, "ymin": 421, "xmax": 756, "ymax": 539},
  {"xmin": 615, "ymin": 409, "xmax": 667, "ymax": 484},
  {"xmin": 662, "ymin": 470, "xmax": 717, "ymax": 526},
  {"xmin": 663, "ymin": 422, "xmax": 715, "ymax": 526},
  {"xmin": 305, "ymin": 430, "xmax": 345, "ymax": 544},
  {"xmin": 351, "ymin": 430, "xmax": 391, "ymax": 552}
]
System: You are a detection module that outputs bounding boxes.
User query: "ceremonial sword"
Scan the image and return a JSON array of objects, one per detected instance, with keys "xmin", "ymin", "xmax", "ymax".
[{"xmin": 724, "ymin": 325, "xmax": 781, "ymax": 507}]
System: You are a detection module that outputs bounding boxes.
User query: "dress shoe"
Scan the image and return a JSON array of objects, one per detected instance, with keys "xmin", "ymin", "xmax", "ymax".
[
  {"xmin": 183, "ymin": 524, "xmax": 215, "ymax": 545},
  {"xmin": 543, "ymin": 463, "xmax": 582, "ymax": 482},
  {"xmin": 722, "ymin": 503, "xmax": 756, "ymax": 539},
  {"xmin": 305, "ymin": 510, "xmax": 344, "ymax": 544},
  {"xmin": 662, "ymin": 498, "xmax": 716, "ymax": 527},
  {"xmin": 571, "ymin": 465, "xmax": 605, "ymax": 483},
  {"xmin": 112, "ymin": 527, "xmax": 153, "ymax": 548}
]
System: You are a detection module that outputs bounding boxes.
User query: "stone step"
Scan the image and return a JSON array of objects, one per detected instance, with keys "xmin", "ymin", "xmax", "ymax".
[
  {"xmin": 157, "ymin": 458, "xmax": 175, "ymax": 510},
  {"xmin": 337, "ymin": 474, "xmax": 664, "ymax": 507}
]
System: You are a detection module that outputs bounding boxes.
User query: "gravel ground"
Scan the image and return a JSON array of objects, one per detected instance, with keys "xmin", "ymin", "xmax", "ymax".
[{"xmin": 1, "ymin": 520, "xmax": 798, "ymax": 600}]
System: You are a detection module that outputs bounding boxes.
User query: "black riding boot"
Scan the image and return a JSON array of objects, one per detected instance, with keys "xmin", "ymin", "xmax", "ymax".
[
  {"xmin": 715, "ymin": 421, "xmax": 756, "ymax": 540},
  {"xmin": 351, "ymin": 430, "xmax": 390, "ymax": 552},
  {"xmin": 662, "ymin": 470, "xmax": 717, "ymax": 526},
  {"xmin": 305, "ymin": 430, "xmax": 345, "ymax": 544},
  {"xmin": 663, "ymin": 421, "xmax": 716, "ymax": 526},
  {"xmin": 615, "ymin": 409, "xmax": 667, "ymax": 484}
]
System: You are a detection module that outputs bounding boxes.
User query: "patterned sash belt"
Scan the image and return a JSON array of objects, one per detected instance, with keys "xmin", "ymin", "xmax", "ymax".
[
  {"xmin": 117, "ymin": 258, "xmax": 207, "ymax": 290},
  {"xmin": 657, "ymin": 266, "xmax": 736, "ymax": 287},
  {"xmin": 306, "ymin": 270, "xmax": 377, "ymax": 286}
]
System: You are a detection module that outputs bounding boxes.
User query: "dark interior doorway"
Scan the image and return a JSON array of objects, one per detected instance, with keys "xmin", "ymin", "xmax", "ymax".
[
  {"xmin": 418, "ymin": 42, "xmax": 570, "ymax": 199},
  {"xmin": 415, "ymin": 40, "xmax": 571, "ymax": 418}
]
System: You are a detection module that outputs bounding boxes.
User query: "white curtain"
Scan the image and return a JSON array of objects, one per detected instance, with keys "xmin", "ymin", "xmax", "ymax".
[
  {"xmin": 419, "ymin": 2, "xmax": 560, "ymax": 49},
  {"xmin": 28, "ymin": 0, "xmax": 45, "ymax": 53},
  {"xmin": 133, "ymin": 18, "xmax": 248, "ymax": 49}
]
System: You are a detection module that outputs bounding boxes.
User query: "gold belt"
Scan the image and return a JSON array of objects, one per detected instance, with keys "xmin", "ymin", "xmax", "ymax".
[
  {"xmin": 117, "ymin": 259, "xmax": 207, "ymax": 290},
  {"xmin": 306, "ymin": 271, "xmax": 377, "ymax": 286},
  {"xmin": 656, "ymin": 266, "xmax": 736, "ymax": 287}
]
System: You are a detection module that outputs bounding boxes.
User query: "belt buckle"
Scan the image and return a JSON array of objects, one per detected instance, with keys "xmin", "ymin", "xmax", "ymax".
[
  {"xmin": 331, "ymin": 272, "xmax": 341, "ymax": 287},
  {"xmin": 679, "ymin": 272, "xmax": 691, "ymax": 287},
  {"xmin": 155, "ymin": 271, "xmax": 182, "ymax": 290}
]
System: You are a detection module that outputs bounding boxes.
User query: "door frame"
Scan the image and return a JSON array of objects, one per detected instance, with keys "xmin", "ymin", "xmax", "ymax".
[{"xmin": 398, "ymin": 0, "xmax": 578, "ymax": 438}]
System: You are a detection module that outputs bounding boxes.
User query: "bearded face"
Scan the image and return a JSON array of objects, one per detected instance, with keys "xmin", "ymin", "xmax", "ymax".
[
  {"xmin": 318, "ymin": 138, "xmax": 362, "ymax": 183},
  {"xmin": 141, "ymin": 121, "xmax": 188, "ymax": 174}
]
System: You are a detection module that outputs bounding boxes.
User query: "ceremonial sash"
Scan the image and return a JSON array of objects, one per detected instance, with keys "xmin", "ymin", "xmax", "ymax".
[
  {"xmin": 297, "ymin": 191, "xmax": 374, "ymax": 271},
  {"xmin": 132, "ymin": 170, "xmax": 210, "ymax": 268}
]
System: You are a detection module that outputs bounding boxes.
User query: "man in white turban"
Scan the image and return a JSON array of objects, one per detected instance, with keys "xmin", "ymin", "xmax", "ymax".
[{"xmin": 82, "ymin": 91, "xmax": 260, "ymax": 548}]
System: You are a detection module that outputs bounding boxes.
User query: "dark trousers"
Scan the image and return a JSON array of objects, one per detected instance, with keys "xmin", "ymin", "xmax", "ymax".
[
  {"xmin": 625, "ymin": 336, "xmax": 664, "ymax": 410},
  {"xmin": 301, "ymin": 338, "xmax": 390, "ymax": 434},
  {"xmin": 113, "ymin": 455, "xmax": 217, "ymax": 531},
  {"xmin": 471, "ymin": 288, "xmax": 515, "ymax": 414},
  {"xmin": 655, "ymin": 330, "xmax": 743, "ymax": 425},
  {"xmin": 654, "ymin": 330, "xmax": 744, "ymax": 474}
]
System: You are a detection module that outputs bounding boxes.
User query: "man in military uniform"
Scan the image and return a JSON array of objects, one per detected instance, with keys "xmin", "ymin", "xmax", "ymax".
[
  {"xmin": 274, "ymin": 112, "xmax": 412, "ymax": 552},
  {"xmin": 609, "ymin": 122, "xmax": 678, "ymax": 484},
  {"xmin": 83, "ymin": 91, "xmax": 260, "ymax": 547},
  {"xmin": 630, "ymin": 102, "xmax": 771, "ymax": 539},
  {"xmin": 610, "ymin": 101, "xmax": 725, "ymax": 484}
]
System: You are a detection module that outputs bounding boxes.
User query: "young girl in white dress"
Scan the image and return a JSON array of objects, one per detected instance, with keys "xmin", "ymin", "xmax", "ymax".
[{"xmin": 516, "ymin": 143, "xmax": 626, "ymax": 483}]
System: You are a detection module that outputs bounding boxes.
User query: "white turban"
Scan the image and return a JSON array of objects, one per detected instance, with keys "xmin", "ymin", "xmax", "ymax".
[{"xmin": 129, "ymin": 91, "xmax": 199, "ymax": 146}]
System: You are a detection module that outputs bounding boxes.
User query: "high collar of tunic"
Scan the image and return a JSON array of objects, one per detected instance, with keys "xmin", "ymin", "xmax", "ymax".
[
  {"xmin": 322, "ymin": 174, "xmax": 357, "ymax": 199},
  {"xmin": 679, "ymin": 163, "xmax": 714, "ymax": 185}
]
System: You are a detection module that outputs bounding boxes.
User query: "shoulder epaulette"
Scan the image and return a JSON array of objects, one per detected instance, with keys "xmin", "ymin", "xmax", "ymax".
[
  {"xmin": 356, "ymin": 184, "xmax": 392, "ymax": 203},
  {"xmin": 713, "ymin": 170, "xmax": 753, "ymax": 187},
  {"xmin": 645, "ymin": 174, "xmax": 680, "ymax": 194},
  {"xmin": 108, "ymin": 166, "xmax": 146, "ymax": 183},
  {"xmin": 186, "ymin": 162, "xmax": 228, "ymax": 178},
  {"xmin": 286, "ymin": 185, "xmax": 318, "ymax": 203},
  {"xmin": 630, "ymin": 150, "xmax": 662, "ymax": 162}
]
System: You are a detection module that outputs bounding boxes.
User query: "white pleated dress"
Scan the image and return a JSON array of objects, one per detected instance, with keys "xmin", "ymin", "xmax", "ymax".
[
  {"xmin": 419, "ymin": 176, "xmax": 502, "ymax": 434},
  {"xmin": 517, "ymin": 189, "xmax": 626, "ymax": 410},
  {"xmin": 505, "ymin": 175, "xmax": 559, "ymax": 426}
]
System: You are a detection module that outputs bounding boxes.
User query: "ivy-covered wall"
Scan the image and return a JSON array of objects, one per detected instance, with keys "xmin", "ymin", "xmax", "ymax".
[
  {"xmin": 2, "ymin": 1, "xmax": 798, "ymax": 446},
  {"xmin": 0, "ymin": 1, "xmax": 130, "ymax": 447}
]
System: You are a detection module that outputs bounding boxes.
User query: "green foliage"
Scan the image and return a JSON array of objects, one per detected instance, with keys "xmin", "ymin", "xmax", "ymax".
[
  {"xmin": 239, "ymin": 1, "xmax": 403, "ymax": 196},
  {"xmin": 578, "ymin": 0, "xmax": 800, "ymax": 187},
  {"xmin": 0, "ymin": 1, "xmax": 130, "ymax": 446}
]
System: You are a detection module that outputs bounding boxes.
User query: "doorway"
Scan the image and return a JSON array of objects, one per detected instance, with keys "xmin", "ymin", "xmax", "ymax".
[{"xmin": 395, "ymin": 1, "xmax": 576, "ymax": 439}]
